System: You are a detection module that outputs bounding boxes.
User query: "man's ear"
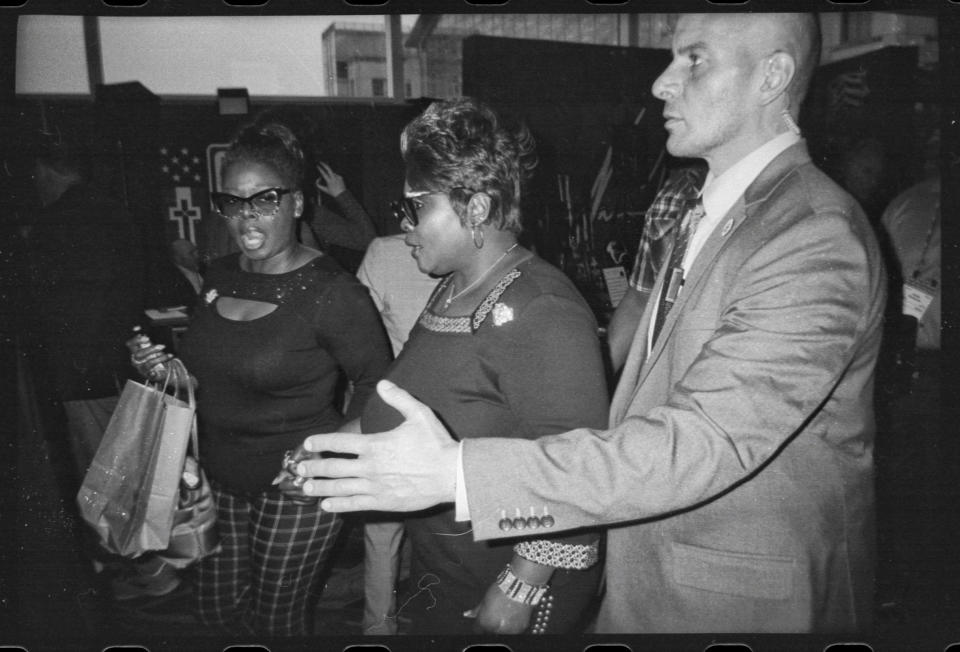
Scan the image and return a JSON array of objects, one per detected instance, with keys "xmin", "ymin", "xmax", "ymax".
[
  {"xmin": 466, "ymin": 192, "xmax": 492, "ymax": 227},
  {"xmin": 759, "ymin": 51, "xmax": 796, "ymax": 105}
]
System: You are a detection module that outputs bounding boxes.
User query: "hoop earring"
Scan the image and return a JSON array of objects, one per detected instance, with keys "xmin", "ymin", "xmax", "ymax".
[{"xmin": 472, "ymin": 226, "xmax": 484, "ymax": 249}]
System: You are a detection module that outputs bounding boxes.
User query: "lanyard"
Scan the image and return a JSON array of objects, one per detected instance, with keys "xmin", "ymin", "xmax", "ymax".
[{"xmin": 910, "ymin": 203, "xmax": 939, "ymax": 282}]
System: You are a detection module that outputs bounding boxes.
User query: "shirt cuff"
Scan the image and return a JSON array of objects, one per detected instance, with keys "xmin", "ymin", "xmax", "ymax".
[{"xmin": 454, "ymin": 441, "xmax": 471, "ymax": 522}]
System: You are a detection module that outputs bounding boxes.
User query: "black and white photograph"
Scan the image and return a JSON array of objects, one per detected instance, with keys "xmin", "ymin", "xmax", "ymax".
[{"xmin": 3, "ymin": 2, "xmax": 956, "ymax": 651}]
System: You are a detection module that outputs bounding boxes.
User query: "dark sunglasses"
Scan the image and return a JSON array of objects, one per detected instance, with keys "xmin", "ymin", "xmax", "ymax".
[
  {"xmin": 390, "ymin": 188, "xmax": 469, "ymax": 227},
  {"xmin": 211, "ymin": 187, "xmax": 294, "ymax": 219}
]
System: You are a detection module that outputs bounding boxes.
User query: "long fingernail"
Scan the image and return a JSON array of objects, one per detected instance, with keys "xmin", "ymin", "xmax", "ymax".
[
  {"xmin": 302, "ymin": 481, "xmax": 314, "ymax": 494},
  {"xmin": 296, "ymin": 463, "xmax": 306, "ymax": 476}
]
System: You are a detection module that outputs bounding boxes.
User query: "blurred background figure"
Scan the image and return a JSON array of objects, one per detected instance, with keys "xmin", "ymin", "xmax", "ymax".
[
  {"xmin": 149, "ymin": 237, "xmax": 204, "ymax": 313},
  {"xmin": 874, "ymin": 126, "xmax": 942, "ymax": 619},
  {"xmin": 169, "ymin": 238, "xmax": 204, "ymax": 296},
  {"xmin": 604, "ymin": 163, "xmax": 705, "ymax": 379},
  {"xmin": 24, "ymin": 132, "xmax": 145, "ymax": 485},
  {"xmin": 21, "ymin": 131, "xmax": 178, "ymax": 601},
  {"xmin": 312, "ymin": 160, "xmax": 378, "ymax": 269},
  {"xmin": 356, "ymin": 233, "xmax": 437, "ymax": 357},
  {"xmin": 354, "ymin": 232, "xmax": 437, "ymax": 605},
  {"xmin": 837, "ymin": 135, "xmax": 890, "ymax": 225}
]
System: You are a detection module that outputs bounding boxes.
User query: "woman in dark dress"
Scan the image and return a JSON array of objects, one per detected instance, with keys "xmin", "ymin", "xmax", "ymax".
[
  {"xmin": 129, "ymin": 119, "xmax": 391, "ymax": 636},
  {"xmin": 360, "ymin": 98, "xmax": 608, "ymax": 635}
]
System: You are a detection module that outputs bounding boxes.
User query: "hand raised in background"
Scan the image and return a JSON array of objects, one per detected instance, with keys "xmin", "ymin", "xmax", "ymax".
[{"xmin": 315, "ymin": 161, "xmax": 347, "ymax": 197}]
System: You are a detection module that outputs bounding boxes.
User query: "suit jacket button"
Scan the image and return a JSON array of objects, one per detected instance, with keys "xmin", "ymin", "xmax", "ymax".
[
  {"xmin": 512, "ymin": 517, "xmax": 527, "ymax": 530},
  {"xmin": 541, "ymin": 515, "xmax": 555, "ymax": 528},
  {"xmin": 526, "ymin": 516, "xmax": 541, "ymax": 528},
  {"xmin": 499, "ymin": 518, "xmax": 514, "ymax": 532}
]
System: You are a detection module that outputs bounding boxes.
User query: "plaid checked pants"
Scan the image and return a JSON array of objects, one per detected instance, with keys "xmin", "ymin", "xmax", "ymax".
[{"xmin": 193, "ymin": 480, "xmax": 342, "ymax": 636}]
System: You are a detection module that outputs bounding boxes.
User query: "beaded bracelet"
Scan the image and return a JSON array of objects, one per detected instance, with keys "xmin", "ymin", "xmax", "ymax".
[
  {"xmin": 513, "ymin": 539, "xmax": 600, "ymax": 570},
  {"xmin": 495, "ymin": 564, "xmax": 549, "ymax": 606}
]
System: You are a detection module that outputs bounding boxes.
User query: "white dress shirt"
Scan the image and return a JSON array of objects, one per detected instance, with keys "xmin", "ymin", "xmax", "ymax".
[
  {"xmin": 692, "ymin": 131, "xmax": 801, "ymax": 269},
  {"xmin": 455, "ymin": 131, "xmax": 803, "ymax": 521}
]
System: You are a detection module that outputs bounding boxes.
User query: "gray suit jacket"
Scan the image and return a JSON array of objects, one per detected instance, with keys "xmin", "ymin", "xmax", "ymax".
[{"xmin": 462, "ymin": 142, "xmax": 885, "ymax": 633}]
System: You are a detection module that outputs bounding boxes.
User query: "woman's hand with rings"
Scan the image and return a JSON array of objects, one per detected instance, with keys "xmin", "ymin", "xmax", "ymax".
[
  {"xmin": 315, "ymin": 161, "xmax": 346, "ymax": 197},
  {"xmin": 125, "ymin": 334, "xmax": 172, "ymax": 380}
]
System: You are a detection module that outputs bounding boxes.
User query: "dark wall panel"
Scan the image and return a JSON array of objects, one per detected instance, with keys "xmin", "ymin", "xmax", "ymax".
[
  {"xmin": 803, "ymin": 45, "xmax": 923, "ymax": 221},
  {"xmin": 462, "ymin": 35, "xmax": 672, "ymax": 291},
  {"xmin": 0, "ymin": 16, "xmax": 16, "ymax": 101}
]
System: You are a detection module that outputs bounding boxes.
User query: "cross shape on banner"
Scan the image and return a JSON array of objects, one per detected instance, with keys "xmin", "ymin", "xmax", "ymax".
[{"xmin": 168, "ymin": 186, "xmax": 202, "ymax": 243}]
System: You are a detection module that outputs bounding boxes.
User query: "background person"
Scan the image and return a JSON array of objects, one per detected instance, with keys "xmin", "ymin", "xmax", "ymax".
[
  {"xmin": 307, "ymin": 160, "xmax": 378, "ymax": 272},
  {"xmin": 836, "ymin": 135, "xmax": 890, "ymax": 225},
  {"xmin": 169, "ymin": 237, "xmax": 204, "ymax": 296},
  {"xmin": 129, "ymin": 118, "xmax": 391, "ymax": 636},
  {"xmin": 361, "ymin": 97, "xmax": 607, "ymax": 636},
  {"xmin": 355, "ymin": 233, "xmax": 437, "ymax": 358},
  {"xmin": 297, "ymin": 13, "xmax": 886, "ymax": 634},
  {"xmin": 874, "ymin": 128, "xmax": 942, "ymax": 615},
  {"xmin": 354, "ymin": 225, "xmax": 438, "ymax": 623},
  {"xmin": 23, "ymin": 132, "xmax": 175, "ymax": 600},
  {"xmin": 26, "ymin": 134, "xmax": 145, "ymax": 483},
  {"xmin": 150, "ymin": 237, "xmax": 204, "ymax": 311}
]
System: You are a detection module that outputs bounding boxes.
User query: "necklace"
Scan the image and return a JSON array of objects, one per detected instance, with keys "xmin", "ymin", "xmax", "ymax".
[{"xmin": 443, "ymin": 243, "xmax": 519, "ymax": 310}]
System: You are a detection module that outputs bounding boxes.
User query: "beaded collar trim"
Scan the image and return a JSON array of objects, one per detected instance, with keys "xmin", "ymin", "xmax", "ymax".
[
  {"xmin": 206, "ymin": 256, "xmax": 321, "ymax": 307},
  {"xmin": 418, "ymin": 269, "xmax": 522, "ymax": 334}
]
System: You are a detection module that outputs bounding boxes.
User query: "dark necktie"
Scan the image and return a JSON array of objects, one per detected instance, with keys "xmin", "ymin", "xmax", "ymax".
[{"xmin": 651, "ymin": 197, "xmax": 705, "ymax": 346}]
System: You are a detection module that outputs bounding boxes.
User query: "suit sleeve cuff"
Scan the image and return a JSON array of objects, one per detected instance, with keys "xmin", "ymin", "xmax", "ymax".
[{"xmin": 454, "ymin": 440, "xmax": 471, "ymax": 522}]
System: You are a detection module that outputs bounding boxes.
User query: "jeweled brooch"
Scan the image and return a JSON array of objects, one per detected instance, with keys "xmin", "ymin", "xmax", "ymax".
[{"xmin": 492, "ymin": 303, "xmax": 514, "ymax": 326}]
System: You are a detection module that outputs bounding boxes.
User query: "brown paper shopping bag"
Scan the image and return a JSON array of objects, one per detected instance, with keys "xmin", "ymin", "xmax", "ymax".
[{"xmin": 77, "ymin": 358, "xmax": 194, "ymax": 558}]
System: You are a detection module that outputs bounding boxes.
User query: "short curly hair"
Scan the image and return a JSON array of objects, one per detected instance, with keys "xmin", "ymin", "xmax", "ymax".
[
  {"xmin": 400, "ymin": 97, "xmax": 537, "ymax": 234},
  {"xmin": 221, "ymin": 118, "xmax": 306, "ymax": 190}
]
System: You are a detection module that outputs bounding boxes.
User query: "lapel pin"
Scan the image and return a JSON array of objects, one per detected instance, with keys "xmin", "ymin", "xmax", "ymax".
[{"xmin": 721, "ymin": 219, "xmax": 734, "ymax": 237}]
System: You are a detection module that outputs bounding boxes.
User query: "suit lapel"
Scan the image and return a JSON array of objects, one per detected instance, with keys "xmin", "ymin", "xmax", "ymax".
[
  {"xmin": 634, "ymin": 198, "xmax": 748, "ymax": 390},
  {"xmin": 612, "ymin": 141, "xmax": 814, "ymax": 423},
  {"xmin": 610, "ymin": 263, "xmax": 663, "ymax": 424}
]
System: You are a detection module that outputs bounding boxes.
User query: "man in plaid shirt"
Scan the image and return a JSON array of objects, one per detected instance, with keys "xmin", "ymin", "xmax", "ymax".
[{"xmin": 607, "ymin": 163, "xmax": 705, "ymax": 374}]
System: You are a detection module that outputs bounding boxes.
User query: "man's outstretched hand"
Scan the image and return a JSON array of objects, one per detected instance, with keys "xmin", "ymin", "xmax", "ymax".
[{"xmin": 297, "ymin": 380, "xmax": 460, "ymax": 513}]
